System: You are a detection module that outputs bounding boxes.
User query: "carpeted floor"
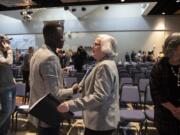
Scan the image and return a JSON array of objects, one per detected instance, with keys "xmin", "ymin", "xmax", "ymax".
[
  {"xmin": 9, "ymin": 115, "xmax": 158, "ymax": 135},
  {"xmin": 10, "ymin": 97, "xmax": 158, "ymax": 135}
]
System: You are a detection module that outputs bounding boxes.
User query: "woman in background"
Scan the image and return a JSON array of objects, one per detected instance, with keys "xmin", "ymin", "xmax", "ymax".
[{"xmin": 150, "ymin": 33, "xmax": 180, "ymax": 135}]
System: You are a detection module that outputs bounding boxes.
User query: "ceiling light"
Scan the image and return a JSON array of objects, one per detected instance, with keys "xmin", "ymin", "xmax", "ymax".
[
  {"xmin": 71, "ymin": 8, "xmax": 76, "ymax": 12},
  {"xmin": 81, "ymin": 7, "xmax": 86, "ymax": 11},
  {"xmin": 104, "ymin": 6, "xmax": 109, "ymax": 10},
  {"xmin": 64, "ymin": 6, "xmax": 69, "ymax": 11},
  {"xmin": 121, "ymin": 0, "xmax": 125, "ymax": 2},
  {"xmin": 176, "ymin": 0, "xmax": 180, "ymax": 3},
  {"xmin": 162, "ymin": 12, "xmax": 166, "ymax": 15},
  {"xmin": 27, "ymin": 10, "xmax": 33, "ymax": 15}
]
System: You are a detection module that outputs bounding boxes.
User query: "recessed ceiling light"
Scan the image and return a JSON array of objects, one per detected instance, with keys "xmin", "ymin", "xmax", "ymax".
[
  {"xmin": 176, "ymin": 0, "xmax": 180, "ymax": 3},
  {"xmin": 81, "ymin": 7, "xmax": 86, "ymax": 11},
  {"xmin": 121, "ymin": 0, "xmax": 125, "ymax": 2},
  {"xmin": 64, "ymin": 6, "xmax": 69, "ymax": 11},
  {"xmin": 71, "ymin": 8, "xmax": 76, "ymax": 12},
  {"xmin": 104, "ymin": 6, "xmax": 109, "ymax": 10},
  {"xmin": 162, "ymin": 12, "xmax": 166, "ymax": 15}
]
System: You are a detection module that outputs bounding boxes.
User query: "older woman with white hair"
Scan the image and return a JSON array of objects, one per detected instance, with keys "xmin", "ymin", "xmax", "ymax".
[
  {"xmin": 150, "ymin": 33, "xmax": 180, "ymax": 135},
  {"xmin": 58, "ymin": 34, "xmax": 120, "ymax": 135}
]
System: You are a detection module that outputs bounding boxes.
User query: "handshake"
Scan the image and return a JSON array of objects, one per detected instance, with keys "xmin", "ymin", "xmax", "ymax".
[{"xmin": 57, "ymin": 83, "xmax": 82, "ymax": 113}]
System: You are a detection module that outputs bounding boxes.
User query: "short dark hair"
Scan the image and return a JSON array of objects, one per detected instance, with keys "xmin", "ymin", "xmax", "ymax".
[
  {"xmin": 163, "ymin": 33, "xmax": 180, "ymax": 58},
  {"xmin": 43, "ymin": 22, "xmax": 64, "ymax": 48},
  {"xmin": 43, "ymin": 22, "xmax": 63, "ymax": 37},
  {"xmin": 28, "ymin": 46, "xmax": 34, "ymax": 52}
]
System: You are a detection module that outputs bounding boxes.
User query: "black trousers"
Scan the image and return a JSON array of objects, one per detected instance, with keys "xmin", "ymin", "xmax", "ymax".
[
  {"xmin": 155, "ymin": 120, "xmax": 180, "ymax": 135},
  {"xmin": 22, "ymin": 70, "xmax": 30, "ymax": 103},
  {"xmin": 84, "ymin": 128, "xmax": 115, "ymax": 135},
  {"xmin": 37, "ymin": 126, "xmax": 60, "ymax": 135},
  {"xmin": 0, "ymin": 117, "xmax": 10, "ymax": 135},
  {"xmin": 155, "ymin": 110, "xmax": 180, "ymax": 135}
]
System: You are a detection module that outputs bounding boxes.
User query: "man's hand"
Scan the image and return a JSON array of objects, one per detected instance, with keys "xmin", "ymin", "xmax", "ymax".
[
  {"xmin": 72, "ymin": 83, "xmax": 81, "ymax": 94},
  {"xmin": 57, "ymin": 102, "xmax": 69, "ymax": 113}
]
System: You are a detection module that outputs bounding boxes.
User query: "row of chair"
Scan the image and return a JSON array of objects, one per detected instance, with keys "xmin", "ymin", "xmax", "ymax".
[
  {"xmin": 11, "ymin": 82, "xmax": 29, "ymax": 132},
  {"xmin": 63, "ymin": 76, "xmax": 154, "ymax": 135},
  {"xmin": 64, "ymin": 76, "xmax": 155, "ymax": 135},
  {"xmin": 117, "ymin": 63, "xmax": 152, "ymax": 85},
  {"xmin": 11, "ymin": 81, "xmax": 83, "ymax": 132},
  {"xmin": 118, "ymin": 84, "xmax": 154, "ymax": 135},
  {"xmin": 120, "ymin": 77, "xmax": 149, "ymax": 92},
  {"xmin": 12, "ymin": 75, "xmax": 155, "ymax": 134}
]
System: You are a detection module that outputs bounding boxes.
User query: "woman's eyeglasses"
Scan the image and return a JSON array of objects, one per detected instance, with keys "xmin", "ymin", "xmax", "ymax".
[{"xmin": 93, "ymin": 43, "xmax": 101, "ymax": 47}]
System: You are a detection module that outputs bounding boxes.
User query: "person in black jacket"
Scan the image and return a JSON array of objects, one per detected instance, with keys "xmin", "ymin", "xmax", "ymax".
[
  {"xmin": 73, "ymin": 46, "xmax": 87, "ymax": 72},
  {"xmin": 150, "ymin": 33, "xmax": 180, "ymax": 135}
]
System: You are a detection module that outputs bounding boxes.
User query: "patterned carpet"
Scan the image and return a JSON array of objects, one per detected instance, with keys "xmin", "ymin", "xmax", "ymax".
[
  {"xmin": 10, "ymin": 97, "xmax": 158, "ymax": 135},
  {"xmin": 8, "ymin": 115, "xmax": 159, "ymax": 135}
]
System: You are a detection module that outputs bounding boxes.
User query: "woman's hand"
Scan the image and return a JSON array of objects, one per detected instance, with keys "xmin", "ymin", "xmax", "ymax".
[{"xmin": 57, "ymin": 102, "xmax": 69, "ymax": 113}]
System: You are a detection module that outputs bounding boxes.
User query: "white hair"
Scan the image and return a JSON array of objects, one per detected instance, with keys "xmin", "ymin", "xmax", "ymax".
[{"xmin": 96, "ymin": 34, "xmax": 118, "ymax": 58}]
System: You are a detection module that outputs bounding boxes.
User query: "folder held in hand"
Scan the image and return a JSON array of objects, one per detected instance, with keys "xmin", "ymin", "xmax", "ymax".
[{"xmin": 29, "ymin": 93, "xmax": 74, "ymax": 126}]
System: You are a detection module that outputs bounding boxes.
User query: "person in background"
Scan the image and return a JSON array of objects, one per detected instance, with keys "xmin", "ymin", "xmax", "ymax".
[
  {"xmin": 29, "ymin": 22, "xmax": 79, "ymax": 135},
  {"xmin": 14, "ymin": 49, "xmax": 23, "ymax": 66},
  {"xmin": 65, "ymin": 49, "xmax": 73, "ymax": 66},
  {"xmin": 0, "ymin": 35, "xmax": 16, "ymax": 135},
  {"xmin": 58, "ymin": 34, "xmax": 120, "ymax": 135},
  {"xmin": 136, "ymin": 50, "xmax": 142, "ymax": 62},
  {"xmin": 21, "ymin": 46, "xmax": 34, "ymax": 102},
  {"xmin": 125, "ymin": 52, "xmax": 130, "ymax": 62},
  {"xmin": 73, "ymin": 46, "xmax": 88, "ymax": 72},
  {"xmin": 142, "ymin": 51, "xmax": 147, "ymax": 63},
  {"xmin": 56, "ymin": 48, "xmax": 67, "ymax": 68},
  {"xmin": 157, "ymin": 51, "xmax": 164, "ymax": 62},
  {"xmin": 150, "ymin": 33, "xmax": 180, "ymax": 135},
  {"xmin": 131, "ymin": 50, "xmax": 136, "ymax": 62},
  {"xmin": 146, "ymin": 51, "xmax": 154, "ymax": 62}
]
